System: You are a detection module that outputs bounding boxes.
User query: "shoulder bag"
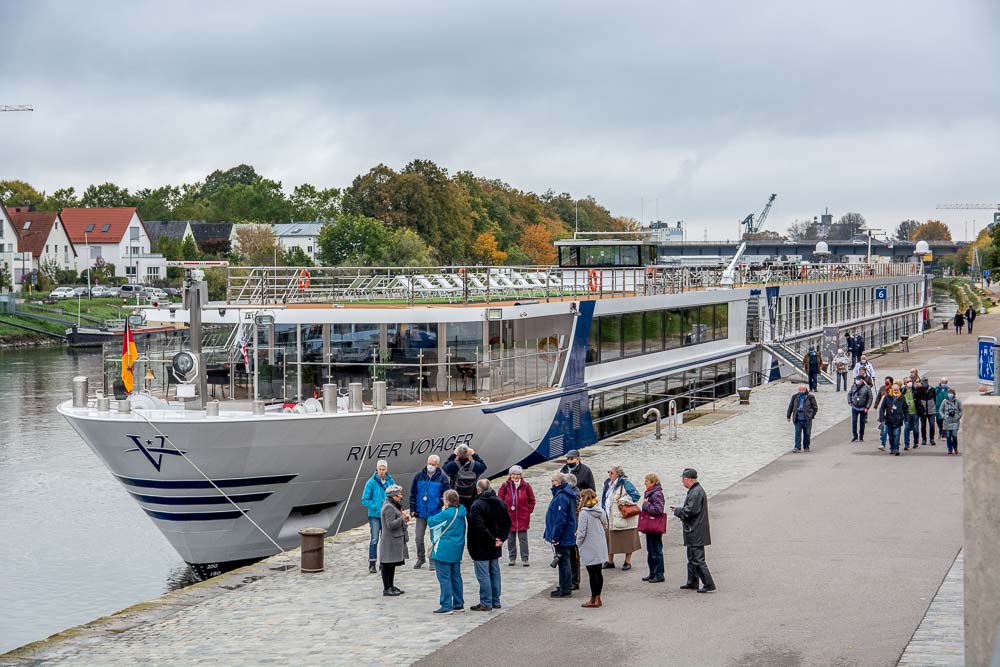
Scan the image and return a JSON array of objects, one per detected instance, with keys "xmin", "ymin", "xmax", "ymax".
[{"xmin": 430, "ymin": 510, "xmax": 462, "ymax": 559}]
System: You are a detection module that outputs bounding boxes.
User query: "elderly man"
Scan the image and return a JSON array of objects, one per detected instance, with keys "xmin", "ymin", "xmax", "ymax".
[
  {"xmin": 854, "ymin": 355, "xmax": 876, "ymax": 384},
  {"xmin": 544, "ymin": 472, "xmax": 579, "ymax": 598},
  {"xmin": 559, "ymin": 449, "xmax": 595, "ymax": 492},
  {"xmin": 671, "ymin": 468, "xmax": 715, "ymax": 593},
  {"xmin": 444, "ymin": 445, "xmax": 488, "ymax": 512},
  {"xmin": 360, "ymin": 460, "xmax": 395, "ymax": 573},
  {"xmin": 468, "ymin": 479, "xmax": 511, "ymax": 611},
  {"xmin": 410, "ymin": 454, "xmax": 450, "ymax": 570},
  {"xmin": 786, "ymin": 384, "xmax": 819, "ymax": 452}
]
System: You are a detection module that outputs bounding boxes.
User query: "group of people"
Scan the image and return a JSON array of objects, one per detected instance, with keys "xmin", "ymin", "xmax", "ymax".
[
  {"xmin": 953, "ymin": 305, "xmax": 977, "ymax": 334},
  {"xmin": 361, "ymin": 445, "xmax": 716, "ymax": 614}
]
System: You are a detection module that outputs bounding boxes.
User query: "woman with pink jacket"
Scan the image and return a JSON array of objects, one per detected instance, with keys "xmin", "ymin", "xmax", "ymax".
[{"xmin": 497, "ymin": 466, "xmax": 536, "ymax": 566}]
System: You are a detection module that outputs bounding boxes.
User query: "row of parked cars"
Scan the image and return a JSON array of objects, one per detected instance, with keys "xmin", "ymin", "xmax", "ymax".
[{"xmin": 49, "ymin": 285, "xmax": 181, "ymax": 300}]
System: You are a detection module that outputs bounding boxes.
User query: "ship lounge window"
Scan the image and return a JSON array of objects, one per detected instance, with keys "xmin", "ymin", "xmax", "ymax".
[
  {"xmin": 643, "ymin": 311, "xmax": 664, "ymax": 354},
  {"xmin": 600, "ymin": 315, "xmax": 622, "ymax": 362},
  {"xmin": 559, "ymin": 246, "xmax": 580, "ymax": 267},
  {"xmin": 586, "ymin": 304, "xmax": 728, "ymax": 366},
  {"xmin": 622, "ymin": 312, "xmax": 643, "ymax": 357}
]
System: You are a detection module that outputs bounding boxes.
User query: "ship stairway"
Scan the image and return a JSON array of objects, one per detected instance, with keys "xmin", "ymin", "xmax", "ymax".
[{"xmin": 762, "ymin": 341, "xmax": 835, "ymax": 385}]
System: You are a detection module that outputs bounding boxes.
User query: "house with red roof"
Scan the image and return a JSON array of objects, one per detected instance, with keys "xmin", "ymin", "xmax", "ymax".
[
  {"xmin": 6, "ymin": 207, "xmax": 78, "ymax": 277},
  {"xmin": 60, "ymin": 208, "xmax": 166, "ymax": 284}
]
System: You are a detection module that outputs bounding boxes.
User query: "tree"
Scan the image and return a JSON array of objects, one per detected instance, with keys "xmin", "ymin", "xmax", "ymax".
[
  {"xmin": 39, "ymin": 257, "xmax": 60, "ymax": 281},
  {"xmin": 0, "ymin": 264, "xmax": 11, "ymax": 292},
  {"xmin": 81, "ymin": 182, "xmax": 133, "ymax": 208},
  {"xmin": 316, "ymin": 215, "xmax": 391, "ymax": 266},
  {"xmin": 134, "ymin": 185, "xmax": 181, "ymax": 220},
  {"xmin": 471, "ymin": 231, "xmax": 507, "ymax": 265},
  {"xmin": 826, "ymin": 212, "xmax": 866, "ymax": 240},
  {"xmin": 289, "ymin": 184, "xmax": 340, "ymax": 221},
  {"xmin": 45, "ymin": 187, "xmax": 80, "ymax": 211},
  {"xmin": 744, "ymin": 230, "xmax": 786, "ymax": 241},
  {"xmin": 233, "ymin": 224, "xmax": 282, "ymax": 266},
  {"xmin": 519, "ymin": 223, "xmax": 557, "ymax": 264},
  {"xmin": 787, "ymin": 219, "xmax": 819, "ymax": 240},
  {"xmin": 912, "ymin": 219, "xmax": 952, "ymax": 242},
  {"xmin": 282, "ymin": 246, "xmax": 314, "ymax": 267},
  {"xmin": 388, "ymin": 228, "xmax": 433, "ymax": 266},
  {"xmin": 0, "ymin": 180, "xmax": 46, "ymax": 208},
  {"xmin": 895, "ymin": 219, "xmax": 920, "ymax": 241},
  {"xmin": 180, "ymin": 235, "xmax": 201, "ymax": 261}
]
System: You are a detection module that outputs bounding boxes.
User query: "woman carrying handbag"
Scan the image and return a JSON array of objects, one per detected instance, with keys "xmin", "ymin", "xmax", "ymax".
[
  {"xmin": 427, "ymin": 490, "xmax": 468, "ymax": 614},
  {"xmin": 638, "ymin": 473, "xmax": 667, "ymax": 583},
  {"xmin": 601, "ymin": 465, "xmax": 641, "ymax": 570}
]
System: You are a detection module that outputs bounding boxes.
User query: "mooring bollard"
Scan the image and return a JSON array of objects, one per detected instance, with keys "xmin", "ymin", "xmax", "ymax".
[
  {"xmin": 643, "ymin": 407, "xmax": 662, "ymax": 440},
  {"xmin": 737, "ymin": 386, "xmax": 752, "ymax": 405},
  {"xmin": 299, "ymin": 527, "xmax": 327, "ymax": 573},
  {"xmin": 72, "ymin": 376, "xmax": 88, "ymax": 408}
]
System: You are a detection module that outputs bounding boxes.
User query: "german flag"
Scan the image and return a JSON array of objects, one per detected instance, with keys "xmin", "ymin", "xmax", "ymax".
[{"xmin": 121, "ymin": 318, "xmax": 138, "ymax": 393}]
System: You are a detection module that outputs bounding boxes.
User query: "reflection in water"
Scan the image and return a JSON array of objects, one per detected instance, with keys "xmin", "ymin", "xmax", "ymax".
[
  {"xmin": 165, "ymin": 565, "xmax": 200, "ymax": 592},
  {"xmin": 0, "ymin": 347, "xmax": 187, "ymax": 653}
]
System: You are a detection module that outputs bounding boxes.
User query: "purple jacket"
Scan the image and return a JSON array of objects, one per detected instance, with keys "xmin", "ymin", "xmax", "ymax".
[{"xmin": 638, "ymin": 483, "xmax": 667, "ymax": 534}]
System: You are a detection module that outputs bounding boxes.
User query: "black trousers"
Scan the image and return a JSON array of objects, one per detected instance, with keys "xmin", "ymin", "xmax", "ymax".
[
  {"xmin": 685, "ymin": 545, "xmax": 715, "ymax": 588},
  {"xmin": 381, "ymin": 563, "xmax": 397, "ymax": 591},
  {"xmin": 586, "ymin": 563, "xmax": 604, "ymax": 597},
  {"xmin": 571, "ymin": 546, "xmax": 581, "ymax": 587},
  {"xmin": 919, "ymin": 415, "xmax": 935, "ymax": 443}
]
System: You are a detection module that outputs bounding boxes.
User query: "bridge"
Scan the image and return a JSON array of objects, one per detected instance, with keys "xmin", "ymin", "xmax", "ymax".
[{"xmin": 658, "ymin": 239, "xmax": 966, "ymax": 264}]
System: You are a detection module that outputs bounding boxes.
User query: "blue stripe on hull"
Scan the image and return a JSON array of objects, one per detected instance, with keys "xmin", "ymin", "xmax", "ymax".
[
  {"xmin": 129, "ymin": 491, "xmax": 272, "ymax": 505},
  {"xmin": 143, "ymin": 508, "xmax": 247, "ymax": 521},
  {"xmin": 116, "ymin": 473, "xmax": 297, "ymax": 489}
]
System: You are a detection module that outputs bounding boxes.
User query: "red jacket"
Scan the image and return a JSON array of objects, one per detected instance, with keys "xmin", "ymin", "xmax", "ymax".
[{"xmin": 497, "ymin": 478, "xmax": 536, "ymax": 532}]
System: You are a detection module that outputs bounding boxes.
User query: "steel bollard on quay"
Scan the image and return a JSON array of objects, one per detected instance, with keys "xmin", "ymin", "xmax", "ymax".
[{"xmin": 299, "ymin": 527, "xmax": 327, "ymax": 573}]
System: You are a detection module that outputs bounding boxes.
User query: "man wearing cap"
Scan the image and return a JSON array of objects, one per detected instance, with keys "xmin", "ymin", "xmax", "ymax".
[
  {"xmin": 498, "ymin": 465, "xmax": 536, "ymax": 566},
  {"xmin": 559, "ymin": 449, "xmax": 595, "ymax": 492},
  {"xmin": 671, "ymin": 469, "xmax": 715, "ymax": 593}
]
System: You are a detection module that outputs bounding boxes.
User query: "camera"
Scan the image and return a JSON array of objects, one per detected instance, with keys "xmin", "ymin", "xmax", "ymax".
[{"xmin": 948, "ymin": 411, "xmax": 956, "ymax": 418}]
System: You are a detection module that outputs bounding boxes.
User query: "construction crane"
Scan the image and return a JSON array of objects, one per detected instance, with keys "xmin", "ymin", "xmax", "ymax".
[
  {"xmin": 936, "ymin": 203, "xmax": 1000, "ymax": 227},
  {"xmin": 0, "ymin": 105, "xmax": 33, "ymax": 112},
  {"xmin": 740, "ymin": 193, "xmax": 777, "ymax": 237}
]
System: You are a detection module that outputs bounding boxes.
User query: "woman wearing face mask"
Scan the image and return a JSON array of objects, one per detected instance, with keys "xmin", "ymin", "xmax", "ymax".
[
  {"xmin": 938, "ymin": 389, "xmax": 963, "ymax": 454},
  {"xmin": 879, "ymin": 383, "xmax": 907, "ymax": 455},
  {"xmin": 873, "ymin": 376, "xmax": 894, "ymax": 451}
]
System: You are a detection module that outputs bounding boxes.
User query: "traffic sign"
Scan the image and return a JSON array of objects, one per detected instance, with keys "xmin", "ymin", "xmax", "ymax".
[
  {"xmin": 985, "ymin": 269, "xmax": 991, "ymax": 277},
  {"xmin": 979, "ymin": 336, "xmax": 997, "ymax": 384},
  {"xmin": 875, "ymin": 287, "xmax": 887, "ymax": 301}
]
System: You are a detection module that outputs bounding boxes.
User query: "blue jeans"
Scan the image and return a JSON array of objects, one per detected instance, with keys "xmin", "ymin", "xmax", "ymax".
[
  {"xmin": 903, "ymin": 414, "xmax": 919, "ymax": 448},
  {"xmin": 851, "ymin": 409, "xmax": 868, "ymax": 440},
  {"xmin": 793, "ymin": 419, "xmax": 812, "ymax": 450},
  {"xmin": 880, "ymin": 421, "xmax": 888, "ymax": 447},
  {"xmin": 555, "ymin": 545, "xmax": 574, "ymax": 594},
  {"xmin": 887, "ymin": 425, "xmax": 902, "ymax": 453},
  {"xmin": 473, "ymin": 558, "xmax": 501, "ymax": 607},
  {"xmin": 836, "ymin": 372, "xmax": 848, "ymax": 392},
  {"xmin": 367, "ymin": 517, "xmax": 381, "ymax": 562},
  {"xmin": 645, "ymin": 532, "xmax": 664, "ymax": 578},
  {"xmin": 808, "ymin": 372, "xmax": 818, "ymax": 392},
  {"xmin": 434, "ymin": 559, "xmax": 464, "ymax": 610},
  {"xmin": 945, "ymin": 431, "xmax": 958, "ymax": 453}
]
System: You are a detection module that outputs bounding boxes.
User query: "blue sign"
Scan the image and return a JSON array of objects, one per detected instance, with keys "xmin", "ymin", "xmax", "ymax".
[
  {"xmin": 979, "ymin": 338, "xmax": 996, "ymax": 384},
  {"xmin": 984, "ymin": 270, "xmax": 990, "ymax": 277},
  {"xmin": 875, "ymin": 288, "xmax": 887, "ymax": 301}
]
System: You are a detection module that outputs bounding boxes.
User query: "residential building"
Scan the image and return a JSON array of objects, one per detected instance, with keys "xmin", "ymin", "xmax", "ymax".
[
  {"xmin": 6, "ymin": 208, "xmax": 78, "ymax": 275},
  {"xmin": 60, "ymin": 208, "xmax": 167, "ymax": 284},
  {"xmin": 145, "ymin": 220, "xmax": 194, "ymax": 252},
  {"xmin": 190, "ymin": 221, "xmax": 233, "ymax": 256},
  {"xmin": 0, "ymin": 202, "xmax": 21, "ymax": 291},
  {"xmin": 274, "ymin": 222, "xmax": 323, "ymax": 262}
]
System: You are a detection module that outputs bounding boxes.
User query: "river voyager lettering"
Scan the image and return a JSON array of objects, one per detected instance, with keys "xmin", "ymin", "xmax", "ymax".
[{"xmin": 346, "ymin": 432, "xmax": 474, "ymax": 461}]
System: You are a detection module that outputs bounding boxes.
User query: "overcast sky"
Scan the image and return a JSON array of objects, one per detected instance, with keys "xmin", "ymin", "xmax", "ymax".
[{"xmin": 1, "ymin": 1, "xmax": 997, "ymax": 240}]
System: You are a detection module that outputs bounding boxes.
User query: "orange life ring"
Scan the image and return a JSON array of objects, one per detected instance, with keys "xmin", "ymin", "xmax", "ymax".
[
  {"xmin": 538, "ymin": 335, "xmax": 559, "ymax": 363},
  {"xmin": 457, "ymin": 267, "xmax": 466, "ymax": 275},
  {"xmin": 298, "ymin": 268, "xmax": 311, "ymax": 290},
  {"xmin": 588, "ymin": 269, "xmax": 598, "ymax": 292}
]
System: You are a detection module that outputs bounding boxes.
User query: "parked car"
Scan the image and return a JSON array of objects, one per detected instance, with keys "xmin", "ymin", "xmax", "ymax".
[
  {"xmin": 146, "ymin": 288, "xmax": 168, "ymax": 300},
  {"xmin": 119, "ymin": 284, "xmax": 142, "ymax": 298},
  {"xmin": 72, "ymin": 286, "xmax": 91, "ymax": 297},
  {"xmin": 163, "ymin": 287, "xmax": 181, "ymax": 297},
  {"xmin": 49, "ymin": 287, "xmax": 76, "ymax": 300},
  {"xmin": 103, "ymin": 286, "xmax": 121, "ymax": 298},
  {"xmin": 90, "ymin": 285, "xmax": 112, "ymax": 297}
]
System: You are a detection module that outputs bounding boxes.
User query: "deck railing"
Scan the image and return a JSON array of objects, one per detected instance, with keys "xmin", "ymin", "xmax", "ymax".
[{"xmin": 224, "ymin": 262, "xmax": 923, "ymax": 306}]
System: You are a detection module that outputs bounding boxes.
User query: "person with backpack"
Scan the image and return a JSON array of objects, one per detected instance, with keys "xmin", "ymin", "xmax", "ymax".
[
  {"xmin": 833, "ymin": 348, "xmax": 851, "ymax": 392},
  {"xmin": 497, "ymin": 465, "xmax": 536, "ymax": 566},
  {"xmin": 848, "ymin": 376, "xmax": 873, "ymax": 442},
  {"xmin": 853, "ymin": 333, "xmax": 866, "ymax": 365},
  {"xmin": 428, "ymin": 490, "xmax": 467, "ymax": 614},
  {"xmin": 443, "ymin": 445, "xmax": 487, "ymax": 512},
  {"xmin": 934, "ymin": 377, "xmax": 951, "ymax": 434},
  {"xmin": 846, "ymin": 332, "xmax": 858, "ymax": 366},
  {"xmin": 360, "ymin": 460, "xmax": 395, "ymax": 573},
  {"xmin": 468, "ymin": 479, "xmax": 511, "ymax": 611},
  {"xmin": 802, "ymin": 347, "xmax": 820, "ymax": 392},
  {"xmin": 915, "ymin": 378, "xmax": 937, "ymax": 446},
  {"xmin": 409, "ymin": 454, "xmax": 450, "ymax": 570}
]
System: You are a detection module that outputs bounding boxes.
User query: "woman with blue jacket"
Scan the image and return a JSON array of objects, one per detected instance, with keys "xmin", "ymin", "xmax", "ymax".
[
  {"xmin": 360, "ymin": 460, "xmax": 395, "ymax": 573},
  {"xmin": 428, "ymin": 489, "xmax": 468, "ymax": 614},
  {"xmin": 601, "ymin": 465, "xmax": 641, "ymax": 570}
]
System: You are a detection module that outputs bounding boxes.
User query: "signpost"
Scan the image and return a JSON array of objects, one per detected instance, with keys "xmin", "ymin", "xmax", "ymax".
[
  {"xmin": 874, "ymin": 287, "xmax": 887, "ymax": 301},
  {"xmin": 978, "ymin": 336, "xmax": 998, "ymax": 395}
]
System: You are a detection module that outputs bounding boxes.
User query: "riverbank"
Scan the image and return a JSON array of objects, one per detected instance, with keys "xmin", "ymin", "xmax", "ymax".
[{"xmin": 3, "ymin": 316, "xmax": 987, "ymax": 666}]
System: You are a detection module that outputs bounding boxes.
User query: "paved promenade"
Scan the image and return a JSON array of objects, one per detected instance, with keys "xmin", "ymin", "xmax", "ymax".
[{"xmin": 2, "ymin": 315, "xmax": 991, "ymax": 666}]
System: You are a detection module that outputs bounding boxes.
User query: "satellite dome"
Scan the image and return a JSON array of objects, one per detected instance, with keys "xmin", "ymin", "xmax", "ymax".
[
  {"xmin": 815, "ymin": 241, "xmax": 829, "ymax": 254},
  {"xmin": 915, "ymin": 240, "xmax": 930, "ymax": 254}
]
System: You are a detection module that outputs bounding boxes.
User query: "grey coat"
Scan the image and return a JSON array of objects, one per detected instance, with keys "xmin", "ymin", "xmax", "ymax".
[
  {"xmin": 938, "ymin": 397, "xmax": 963, "ymax": 432},
  {"xmin": 379, "ymin": 500, "xmax": 410, "ymax": 564},
  {"xmin": 576, "ymin": 505, "xmax": 609, "ymax": 567}
]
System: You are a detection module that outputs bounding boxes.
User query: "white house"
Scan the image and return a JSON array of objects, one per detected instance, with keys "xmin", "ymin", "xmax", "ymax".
[
  {"xmin": 61, "ymin": 208, "xmax": 167, "ymax": 284},
  {"xmin": 6, "ymin": 208, "xmax": 78, "ymax": 276},
  {"xmin": 274, "ymin": 222, "xmax": 323, "ymax": 262},
  {"xmin": 0, "ymin": 203, "xmax": 20, "ymax": 291}
]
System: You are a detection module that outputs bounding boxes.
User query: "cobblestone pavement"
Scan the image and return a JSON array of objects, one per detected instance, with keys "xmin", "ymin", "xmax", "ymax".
[
  {"xmin": 898, "ymin": 552, "xmax": 964, "ymax": 666},
  {"xmin": 2, "ymin": 379, "xmax": 849, "ymax": 667}
]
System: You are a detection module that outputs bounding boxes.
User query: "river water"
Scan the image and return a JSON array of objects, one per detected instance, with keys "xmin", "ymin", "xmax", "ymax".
[{"xmin": 0, "ymin": 347, "xmax": 192, "ymax": 653}]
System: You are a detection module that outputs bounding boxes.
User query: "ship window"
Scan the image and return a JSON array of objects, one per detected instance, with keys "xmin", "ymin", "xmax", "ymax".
[
  {"xmin": 685, "ymin": 306, "xmax": 712, "ymax": 345},
  {"xmin": 643, "ymin": 310, "xmax": 664, "ymax": 353},
  {"xmin": 599, "ymin": 314, "xmax": 622, "ymax": 362},
  {"xmin": 587, "ymin": 317, "xmax": 600, "ymax": 365},
  {"xmin": 665, "ymin": 309, "xmax": 684, "ymax": 350},
  {"xmin": 446, "ymin": 321, "xmax": 483, "ymax": 363},
  {"xmin": 619, "ymin": 245, "xmax": 639, "ymax": 267},
  {"xmin": 622, "ymin": 312, "xmax": 643, "ymax": 357},
  {"xmin": 714, "ymin": 303, "xmax": 729, "ymax": 339},
  {"xmin": 559, "ymin": 246, "xmax": 579, "ymax": 267}
]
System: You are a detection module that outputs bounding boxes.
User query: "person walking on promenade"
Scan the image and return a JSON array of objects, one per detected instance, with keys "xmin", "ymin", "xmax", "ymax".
[
  {"xmin": 361, "ymin": 460, "xmax": 395, "ymax": 573},
  {"xmin": 638, "ymin": 473, "xmax": 667, "ymax": 583},
  {"xmin": 848, "ymin": 376, "xmax": 873, "ymax": 442},
  {"xmin": 901, "ymin": 378, "xmax": 920, "ymax": 451},
  {"xmin": 443, "ymin": 445, "xmax": 487, "ymax": 512},
  {"xmin": 576, "ymin": 488, "xmax": 608, "ymax": 608},
  {"xmin": 874, "ymin": 376, "xmax": 894, "ymax": 451},
  {"xmin": 428, "ymin": 490, "xmax": 467, "ymax": 614},
  {"xmin": 379, "ymin": 484, "xmax": 410, "ymax": 596},
  {"xmin": 879, "ymin": 383, "xmax": 907, "ymax": 456},
  {"xmin": 468, "ymin": 479, "xmax": 511, "ymax": 611},
  {"xmin": 786, "ymin": 384, "xmax": 819, "ymax": 452},
  {"xmin": 915, "ymin": 378, "xmax": 937, "ymax": 446},
  {"xmin": 544, "ymin": 472, "xmax": 579, "ymax": 598},
  {"xmin": 965, "ymin": 304, "xmax": 977, "ymax": 333},
  {"xmin": 854, "ymin": 333, "xmax": 866, "ymax": 366},
  {"xmin": 846, "ymin": 331, "xmax": 858, "ymax": 366},
  {"xmin": 854, "ymin": 355, "xmax": 876, "ymax": 385},
  {"xmin": 601, "ymin": 465, "xmax": 641, "ymax": 570},
  {"xmin": 954, "ymin": 309, "xmax": 965, "ymax": 334},
  {"xmin": 497, "ymin": 465, "xmax": 535, "ymax": 567},
  {"xmin": 803, "ymin": 346, "xmax": 820, "ymax": 392},
  {"xmin": 672, "ymin": 468, "xmax": 715, "ymax": 593},
  {"xmin": 833, "ymin": 348, "xmax": 851, "ymax": 392},
  {"xmin": 560, "ymin": 449, "xmax": 595, "ymax": 492},
  {"xmin": 938, "ymin": 389, "xmax": 963, "ymax": 455},
  {"xmin": 934, "ymin": 377, "xmax": 951, "ymax": 435},
  {"xmin": 410, "ymin": 454, "xmax": 449, "ymax": 570}
]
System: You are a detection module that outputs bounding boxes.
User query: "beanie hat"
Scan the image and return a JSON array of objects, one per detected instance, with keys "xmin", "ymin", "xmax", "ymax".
[
  {"xmin": 509, "ymin": 465, "xmax": 523, "ymax": 474},
  {"xmin": 681, "ymin": 468, "xmax": 698, "ymax": 479}
]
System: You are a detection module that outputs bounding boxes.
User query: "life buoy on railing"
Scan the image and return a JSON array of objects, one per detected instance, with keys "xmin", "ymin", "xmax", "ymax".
[
  {"xmin": 538, "ymin": 335, "xmax": 559, "ymax": 363},
  {"xmin": 646, "ymin": 266, "xmax": 656, "ymax": 278},
  {"xmin": 588, "ymin": 269, "xmax": 598, "ymax": 292},
  {"xmin": 799, "ymin": 266, "xmax": 808, "ymax": 280},
  {"xmin": 298, "ymin": 268, "xmax": 311, "ymax": 290},
  {"xmin": 457, "ymin": 267, "xmax": 466, "ymax": 275}
]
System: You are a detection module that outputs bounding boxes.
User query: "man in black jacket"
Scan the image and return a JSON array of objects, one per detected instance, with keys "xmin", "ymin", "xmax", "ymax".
[
  {"xmin": 671, "ymin": 468, "xmax": 715, "ymax": 593},
  {"xmin": 468, "ymin": 479, "xmax": 511, "ymax": 611},
  {"xmin": 559, "ymin": 449, "xmax": 595, "ymax": 492},
  {"xmin": 847, "ymin": 377, "xmax": 873, "ymax": 442},
  {"xmin": 786, "ymin": 384, "xmax": 819, "ymax": 452},
  {"xmin": 443, "ymin": 445, "xmax": 487, "ymax": 512}
]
